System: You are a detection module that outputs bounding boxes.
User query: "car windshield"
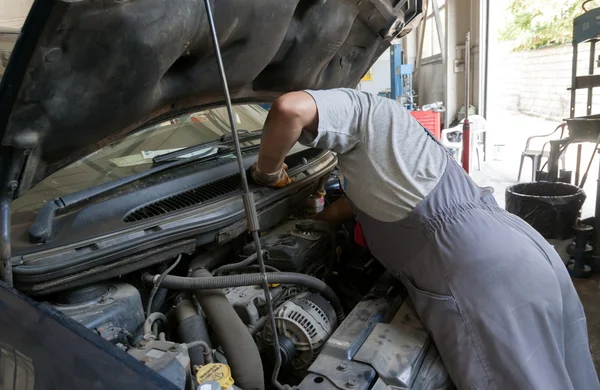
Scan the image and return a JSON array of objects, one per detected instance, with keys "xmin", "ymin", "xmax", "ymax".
[{"xmin": 11, "ymin": 104, "xmax": 269, "ymax": 215}]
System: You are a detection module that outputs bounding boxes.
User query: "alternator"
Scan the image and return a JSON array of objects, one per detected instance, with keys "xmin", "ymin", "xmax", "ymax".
[{"xmin": 264, "ymin": 292, "xmax": 337, "ymax": 370}]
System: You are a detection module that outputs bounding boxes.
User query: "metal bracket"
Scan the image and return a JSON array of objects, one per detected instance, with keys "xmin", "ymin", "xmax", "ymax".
[
  {"xmin": 370, "ymin": 0, "xmax": 408, "ymax": 40},
  {"xmin": 431, "ymin": 0, "xmax": 446, "ymax": 65}
]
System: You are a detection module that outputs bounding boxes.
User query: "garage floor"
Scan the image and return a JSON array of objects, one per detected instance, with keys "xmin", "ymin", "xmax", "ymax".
[
  {"xmin": 548, "ymin": 240, "xmax": 600, "ymax": 376},
  {"xmin": 574, "ymin": 275, "xmax": 600, "ymax": 371},
  {"xmin": 549, "ymin": 238, "xmax": 600, "ymax": 373}
]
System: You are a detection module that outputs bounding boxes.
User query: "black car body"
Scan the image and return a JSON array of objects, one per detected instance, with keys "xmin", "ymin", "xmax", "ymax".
[{"xmin": 0, "ymin": 1, "xmax": 454, "ymax": 389}]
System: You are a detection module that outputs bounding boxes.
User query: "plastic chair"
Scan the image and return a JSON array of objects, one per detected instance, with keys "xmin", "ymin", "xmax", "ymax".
[
  {"xmin": 441, "ymin": 115, "xmax": 488, "ymax": 169},
  {"xmin": 518, "ymin": 123, "xmax": 567, "ymax": 182}
]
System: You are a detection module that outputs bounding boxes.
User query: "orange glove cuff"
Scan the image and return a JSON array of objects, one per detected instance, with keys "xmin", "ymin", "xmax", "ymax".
[{"xmin": 251, "ymin": 164, "xmax": 294, "ymax": 188}]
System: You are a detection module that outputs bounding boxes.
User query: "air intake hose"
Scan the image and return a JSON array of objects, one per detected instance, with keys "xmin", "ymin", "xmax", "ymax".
[
  {"xmin": 142, "ymin": 272, "xmax": 345, "ymax": 323},
  {"xmin": 174, "ymin": 294, "xmax": 211, "ymax": 367},
  {"xmin": 192, "ymin": 268, "xmax": 265, "ymax": 390}
]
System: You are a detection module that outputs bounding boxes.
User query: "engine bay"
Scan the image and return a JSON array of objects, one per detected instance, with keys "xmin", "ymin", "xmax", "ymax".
[{"xmin": 36, "ymin": 173, "xmax": 453, "ymax": 390}]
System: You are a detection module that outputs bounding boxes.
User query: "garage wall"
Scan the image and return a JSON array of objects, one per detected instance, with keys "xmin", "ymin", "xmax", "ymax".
[
  {"xmin": 492, "ymin": 43, "xmax": 599, "ymax": 121},
  {"xmin": 418, "ymin": 56, "xmax": 445, "ymax": 105},
  {"xmin": 358, "ymin": 51, "xmax": 391, "ymax": 95},
  {"xmin": 0, "ymin": 0, "xmax": 32, "ymax": 28}
]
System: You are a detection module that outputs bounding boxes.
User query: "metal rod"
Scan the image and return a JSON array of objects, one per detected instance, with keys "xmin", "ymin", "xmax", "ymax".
[
  {"xmin": 571, "ymin": 43, "xmax": 578, "ymax": 118},
  {"xmin": 576, "ymin": 144, "xmax": 582, "ymax": 186},
  {"xmin": 580, "ymin": 133, "xmax": 600, "ymax": 188},
  {"xmin": 431, "ymin": 0, "xmax": 446, "ymax": 65},
  {"xmin": 465, "ymin": 32, "xmax": 470, "ymax": 123},
  {"xmin": 461, "ymin": 32, "xmax": 471, "ymax": 173},
  {"xmin": 480, "ymin": 0, "xmax": 490, "ymax": 161},
  {"xmin": 0, "ymin": 197, "xmax": 12, "ymax": 287},
  {"xmin": 201, "ymin": 1, "xmax": 284, "ymax": 389},
  {"xmin": 415, "ymin": 0, "xmax": 429, "ymax": 75},
  {"xmin": 595, "ymin": 150, "xmax": 600, "ymax": 255},
  {"xmin": 588, "ymin": 40, "xmax": 596, "ymax": 116},
  {"xmin": 0, "ymin": 147, "xmax": 14, "ymax": 287}
]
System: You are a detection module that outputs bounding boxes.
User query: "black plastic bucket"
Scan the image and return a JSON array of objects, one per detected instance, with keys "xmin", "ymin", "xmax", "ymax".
[{"xmin": 505, "ymin": 182, "xmax": 586, "ymax": 239}]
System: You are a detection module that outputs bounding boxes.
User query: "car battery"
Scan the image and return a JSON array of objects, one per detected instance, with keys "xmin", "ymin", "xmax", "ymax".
[{"xmin": 241, "ymin": 219, "xmax": 332, "ymax": 273}]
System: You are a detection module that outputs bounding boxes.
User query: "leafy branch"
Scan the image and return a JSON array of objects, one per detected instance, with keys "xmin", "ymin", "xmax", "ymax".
[{"xmin": 500, "ymin": 0, "xmax": 600, "ymax": 51}]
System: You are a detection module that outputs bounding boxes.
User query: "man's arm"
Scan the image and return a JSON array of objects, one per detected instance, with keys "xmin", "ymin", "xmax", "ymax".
[
  {"xmin": 257, "ymin": 92, "xmax": 319, "ymax": 174},
  {"xmin": 253, "ymin": 88, "xmax": 365, "ymax": 187},
  {"xmin": 314, "ymin": 197, "xmax": 354, "ymax": 225}
]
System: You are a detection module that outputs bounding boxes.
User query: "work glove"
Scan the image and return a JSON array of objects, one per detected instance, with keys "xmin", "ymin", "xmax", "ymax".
[{"xmin": 250, "ymin": 163, "xmax": 294, "ymax": 188}]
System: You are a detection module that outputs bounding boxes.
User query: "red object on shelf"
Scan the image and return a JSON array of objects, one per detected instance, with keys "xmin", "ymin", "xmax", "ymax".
[{"xmin": 410, "ymin": 111, "xmax": 441, "ymax": 140}]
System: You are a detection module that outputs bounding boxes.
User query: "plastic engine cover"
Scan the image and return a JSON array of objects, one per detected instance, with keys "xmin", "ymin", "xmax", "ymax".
[
  {"xmin": 48, "ymin": 283, "xmax": 145, "ymax": 344},
  {"xmin": 241, "ymin": 219, "xmax": 331, "ymax": 272},
  {"xmin": 297, "ymin": 273, "xmax": 453, "ymax": 390}
]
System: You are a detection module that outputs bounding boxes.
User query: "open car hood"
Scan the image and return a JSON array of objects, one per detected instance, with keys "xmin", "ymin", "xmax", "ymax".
[{"xmin": 0, "ymin": 0, "xmax": 423, "ymax": 196}]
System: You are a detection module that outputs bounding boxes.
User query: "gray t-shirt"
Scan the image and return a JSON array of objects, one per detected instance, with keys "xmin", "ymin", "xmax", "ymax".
[{"xmin": 299, "ymin": 88, "xmax": 448, "ymax": 222}]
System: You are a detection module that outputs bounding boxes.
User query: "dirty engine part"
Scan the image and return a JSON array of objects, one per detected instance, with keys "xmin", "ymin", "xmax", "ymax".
[
  {"xmin": 128, "ymin": 340, "xmax": 191, "ymax": 390},
  {"xmin": 264, "ymin": 292, "xmax": 337, "ymax": 371},
  {"xmin": 48, "ymin": 283, "xmax": 144, "ymax": 345}
]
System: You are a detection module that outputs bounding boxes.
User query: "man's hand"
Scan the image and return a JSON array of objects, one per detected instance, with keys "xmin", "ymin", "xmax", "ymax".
[{"xmin": 250, "ymin": 163, "xmax": 294, "ymax": 188}]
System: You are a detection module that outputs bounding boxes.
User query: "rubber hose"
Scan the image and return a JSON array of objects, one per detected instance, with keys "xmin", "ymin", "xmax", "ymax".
[
  {"xmin": 241, "ymin": 265, "xmax": 281, "ymax": 273},
  {"xmin": 212, "ymin": 250, "xmax": 264, "ymax": 275},
  {"xmin": 185, "ymin": 341, "xmax": 214, "ymax": 364},
  {"xmin": 143, "ymin": 272, "xmax": 345, "ymax": 323},
  {"xmin": 175, "ymin": 295, "xmax": 211, "ymax": 366},
  {"xmin": 249, "ymin": 315, "xmax": 269, "ymax": 336},
  {"xmin": 143, "ymin": 312, "xmax": 167, "ymax": 339},
  {"xmin": 150, "ymin": 287, "xmax": 168, "ymax": 313},
  {"xmin": 190, "ymin": 246, "xmax": 232, "ymax": 271},
  {"xmin": 192, "ymin": 268, "xmax": 265, "ymax": 390}
]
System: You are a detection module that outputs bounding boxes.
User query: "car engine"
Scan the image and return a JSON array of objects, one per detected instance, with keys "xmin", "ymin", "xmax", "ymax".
[{"xmin": 40, "ymin": 175, "xmax": 453, "ymax": 390}]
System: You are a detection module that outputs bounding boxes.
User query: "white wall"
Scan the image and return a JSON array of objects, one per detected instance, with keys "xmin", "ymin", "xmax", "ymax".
[
  {"xmin": 0, "ymin": 0, "xmax": 32, "ymax": 28},
  {"xmin": 358, "ymin": 51, "xmax": 391, "ymax": 95},
  {"xmin": 491, "ymin": 43, "xmax": 600, "ymax": 121}
]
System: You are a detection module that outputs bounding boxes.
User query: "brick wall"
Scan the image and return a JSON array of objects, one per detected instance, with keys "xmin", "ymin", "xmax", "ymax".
[{"xmin": 491, "ymin": 42, "xmax": 600, "ymax": 121}]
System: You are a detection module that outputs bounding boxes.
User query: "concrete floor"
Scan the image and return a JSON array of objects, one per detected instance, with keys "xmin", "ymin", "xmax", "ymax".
[
  {"xmin": 470, "ymin": 110, "xmax": 600, "ymax": 373},
  {"xmin": 550, "ymin": 238, "xmax": 600, "ymax": 372},
  {"xmin": 471, "ymin": 109, "xmax": 599, "ymax": 217},
  {"xmin": 573, "ymin": 275, "xmax": 600, "ymax": 372}
]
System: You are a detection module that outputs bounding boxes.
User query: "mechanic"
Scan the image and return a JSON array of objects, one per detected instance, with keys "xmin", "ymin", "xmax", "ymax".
[{"xmin": 251, "ymin": 88, "xmax": 599, "ymax": 390}]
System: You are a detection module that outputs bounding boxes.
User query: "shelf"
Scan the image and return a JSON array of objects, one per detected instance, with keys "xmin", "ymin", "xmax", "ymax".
[{"xmin": 570, "ymin": 75, "xmax": 600, "ymax": 90}]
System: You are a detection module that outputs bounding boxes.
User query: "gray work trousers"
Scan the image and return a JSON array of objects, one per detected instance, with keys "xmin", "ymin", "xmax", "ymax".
[{"xmin": 356, "ymin": 155, "xmax": 599, "ymax": 390}]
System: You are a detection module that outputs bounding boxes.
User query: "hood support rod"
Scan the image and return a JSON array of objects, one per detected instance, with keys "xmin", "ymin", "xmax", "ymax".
[
  {"xmin": 202, "ymin": 1, "xmax": 284, "ymax": 389},
  {"xmin": 0, "ymin": 197, "xmax": 11, "ymax": 287},
  {"xmin": 0, "ymin": 147, "xmax": 21, "ymax": 287}
]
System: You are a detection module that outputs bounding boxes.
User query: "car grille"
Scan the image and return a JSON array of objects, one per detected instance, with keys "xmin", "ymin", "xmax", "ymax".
[
  {"xmin": 123, "ymin": 174, "xmax": 241, "ymax": 222},
  {"xmin": 122, "ymin": 148, "xmax": 326, "ymax": 223}
]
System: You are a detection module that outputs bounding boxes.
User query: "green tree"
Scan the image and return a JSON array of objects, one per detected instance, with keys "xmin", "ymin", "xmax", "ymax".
[{"xmin": 500, "ymin": 0, "xmax": 600, "ymax": 51}]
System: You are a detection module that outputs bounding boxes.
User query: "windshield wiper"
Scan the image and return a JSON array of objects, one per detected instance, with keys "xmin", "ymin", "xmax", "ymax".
[
  {"xmin": 27, "ymin": 141, "xmax": 260, "ymax": 243},
  {"xmin": 152, "ymin": 130, "xmax": 262, "ymax": 163}
]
